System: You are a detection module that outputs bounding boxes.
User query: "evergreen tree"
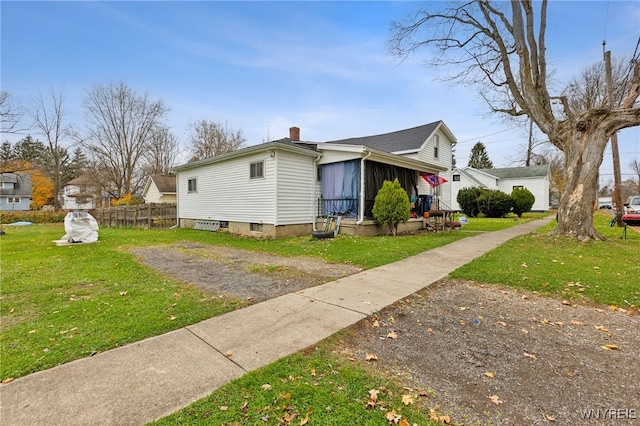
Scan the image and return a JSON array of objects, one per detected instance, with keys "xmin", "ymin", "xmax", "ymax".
[
  {"xmin": 468, "ymin": 142, "xmax": 494, "ymax": 169},
  {"xmin": 0, "ymin": 141, "xmax": 14, "ymax": 167},
  {"xmin": 372, "ymin": 178, "xmax": 411, "ymax": 236},
  {"xmin": 13, "ymin": 135, "xmax": 47, "ymax": 165}
]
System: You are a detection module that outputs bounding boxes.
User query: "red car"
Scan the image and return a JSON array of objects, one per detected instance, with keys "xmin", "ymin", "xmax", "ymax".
[{"xmin": 622, "ymin": 213, "xmax": 640, "ymax": 226}]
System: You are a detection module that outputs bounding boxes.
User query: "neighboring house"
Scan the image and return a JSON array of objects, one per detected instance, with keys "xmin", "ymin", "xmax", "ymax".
[
  {"xmin": 60, "ymin": 174, "xmax": 101, "ymax": 210},
  {"xmin": 174, "ymin": 122, "xmax": 455, "ymax": 238},
  {"xmin": 0, "ymin": 172, "xmax": 32, "ymax": 211},
  {"xmin": 450, "ymin": 165, "xmax": 550, "ymax": 212},
  {"xmin": 142, "ymin": 175, "xmax": 176, "ymax": 204}
]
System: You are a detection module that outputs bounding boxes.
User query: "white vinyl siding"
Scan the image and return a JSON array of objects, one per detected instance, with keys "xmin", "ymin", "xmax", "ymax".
[
  {"xmin": 178, "ymin": 154, "xmax": 277, "ymax": 224},
  {"xmin": 275, "ymin": 151, "xmax": 316, "ymax": 225},
  {"xmin": 144, "ymin": 182, "xmax": 162, "ymax": 203},
  {"xmin": 497, "ymin": 177, "xmax": 549, "ymax": 211}
]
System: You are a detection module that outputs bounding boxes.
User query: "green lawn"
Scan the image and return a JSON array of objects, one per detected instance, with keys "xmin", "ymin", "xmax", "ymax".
[
  {"xmin": 2, "ymin": 210, "xmax": 637, "ymax": 421},
  {"xmin": 450, "ymin": 211, "xmax": 640, "ymax": 307}
]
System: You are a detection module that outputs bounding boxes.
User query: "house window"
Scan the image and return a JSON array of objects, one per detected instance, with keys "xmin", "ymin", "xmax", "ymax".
[
  {"xmin": 452, "ymin": 174, "xmax": 461, "ymax": 182},
  {"xmin": 250, "ymin": 161, "xmax": 264, "ymax": 179},
  {"xmin": 250, "ymin": 222, "xmax": 262, "ymax": 232},
  {"xmin": 188, "ymin": 178, "xmax": 197, "ymax": 193},
  {"xmin": 513, "ymin": 185, "xmax": 524, "ymax": 190},
  {"xmin": 7, "ymin": 197, "xmax": 20, "ymax": 203},
  {"xmin": 433, "ymin": 135, "xmax": 439, "ymax": 159},
  {"xmin": 316, "ymin": 166, "xmax": 322, "ymax": 182}
]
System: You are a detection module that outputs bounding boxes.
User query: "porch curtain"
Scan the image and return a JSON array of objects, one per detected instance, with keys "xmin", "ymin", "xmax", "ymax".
[
  {"xmin": 320, "ymin": 159, "xmax": 361, "ymax": 217},
  {"xmin": 364, "ymin": 160, "xmax": 417, "ymax": 217}
]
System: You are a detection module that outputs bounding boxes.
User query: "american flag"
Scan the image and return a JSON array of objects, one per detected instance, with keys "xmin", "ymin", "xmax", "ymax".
[{"xmin": 422, "ymin": 173, "xmax": 448, "ymax": 187}]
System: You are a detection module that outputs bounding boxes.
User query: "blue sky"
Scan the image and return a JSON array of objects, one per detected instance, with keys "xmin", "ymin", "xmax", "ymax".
[{"xmin": 2, "ymin": 1, "xmax": 639, "ymax": 181}]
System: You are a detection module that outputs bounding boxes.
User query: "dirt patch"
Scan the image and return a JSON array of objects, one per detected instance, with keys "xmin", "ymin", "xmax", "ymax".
[
  {"xmin": 131, "ymin": 242, "xmax": 362, "ymax": 303},
  {"xmin": 339, "ymin": 279, "xmax": 640, "ymax": 425},
  {"xmin": 132, "ymin": 244, "xmax": 639, "ymax": 424}
]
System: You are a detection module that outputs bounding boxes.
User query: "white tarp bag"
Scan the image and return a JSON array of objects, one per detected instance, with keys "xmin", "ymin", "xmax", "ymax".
[{"xmin": 61, "ymin": 212, "xmax": 99, "ymax": 243}]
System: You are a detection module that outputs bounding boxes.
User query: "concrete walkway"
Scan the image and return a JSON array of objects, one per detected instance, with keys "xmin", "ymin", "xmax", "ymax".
[{"xmin": 0, "ymin": 216, "xmax": 554, "ymax": 425}]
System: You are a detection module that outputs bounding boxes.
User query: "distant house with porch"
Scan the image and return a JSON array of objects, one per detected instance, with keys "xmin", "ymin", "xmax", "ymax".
[
  {"xmin": 173, "ymin": 122, "xmax": 456, "ymax": 238},
  {"xmin": 0, "ymin": 172, "xmax": 32, "ymax": 211},
  {"xmin": 450, "ymin": 165, "xmax": 550, "ymax": 212},
  {"xmin": 142, "ymin": 175, "xmax": 176, "ymax": 204}
]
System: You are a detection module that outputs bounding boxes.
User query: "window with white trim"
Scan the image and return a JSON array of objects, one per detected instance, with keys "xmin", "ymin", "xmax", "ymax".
[
  {"xmin": 188, "ymin": 178, "xmax": 197, "ymax": 192},
  {"xmin": 7, "ymin": 197, "xmax": 20, "ymax": 203},
  {"xmin": 250, "ymin": 161, "xmax": 264, "ymax": 179},
  {"xmin": 433, "ymin": 135, "xmax": 440, "ymax": 159},
  {"xmin": 452, "ymin": 174, "xmax": 461, "ymax": 182}
]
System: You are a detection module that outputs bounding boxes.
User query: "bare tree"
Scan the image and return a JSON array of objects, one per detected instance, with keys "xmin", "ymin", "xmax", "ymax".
[
  {"xmin": 0, "ymin": 90, "xmax": 25, "ymax": 134},
  {"xmin": 391, "ymin": 0, "xmax": 640, "ymax": 240},
  {"xmin": 630, "ymin": 158, "xmax": 640, "ymax": 193},
  {"xmin": 30, "ymin": 86, "xmax": 72, "ymax": 209},
  {"xmin": 187, "ymin": 120, "xmax": 246, "ymax": 162},
  {"xmin": 80, "ymin": 82, "xmax": 169, "ymax": 196},
  {"xmin": 142, "ymin": 125, "xmax": 180, "ymax": 175}
]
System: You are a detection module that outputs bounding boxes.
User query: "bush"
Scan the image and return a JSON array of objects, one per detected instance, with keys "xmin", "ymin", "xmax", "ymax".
[
  {"xmin": 477, "ymin": 190, "xmax": 514, "ymax": 218},
  {"xmin": 511, "ymin": 187, "xmax": 535, "ymax": 217},
  {"xmin": 372, "ymin": 178, "xmax": 411, "ymax": 236},
  {"xmin": 0, "ymin": 210, "xmax": 66, "ymax": 224},
  {"xmin": 456, "ymin": 187, "xmax": 485, "ymax": 217}
]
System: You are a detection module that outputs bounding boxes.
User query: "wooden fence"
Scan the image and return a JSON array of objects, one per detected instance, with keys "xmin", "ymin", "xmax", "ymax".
[{"xmin": 92, "ymin": 203, "xmax": 177, "ymax": 229}]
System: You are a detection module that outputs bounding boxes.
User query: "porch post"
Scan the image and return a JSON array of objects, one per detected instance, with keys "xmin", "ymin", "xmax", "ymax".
[{"xmin": 357, "ymin": 150, "xmax": 372, "ymax": 224}]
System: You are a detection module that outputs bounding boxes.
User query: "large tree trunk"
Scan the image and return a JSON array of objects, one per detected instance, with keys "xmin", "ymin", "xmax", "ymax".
[{"xmin": 552, "ymin": 114, "xmax": 611, "ymax": 241}]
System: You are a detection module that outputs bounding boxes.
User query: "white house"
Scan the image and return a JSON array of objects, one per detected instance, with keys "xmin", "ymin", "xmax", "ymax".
[
  {"xmin": 449, "ymin": 165, "xmax": 550, "ymax": 212},
  {"xmin": 174, "ymin": 123, "xmax": 455, "ymax": 238},
  {"xmin": 142, "ymin": 175, "xmax": 176, "ymax": 204},
  {"xmin": 60, "ymin": 174, "xmax": 101, "ymax": 210}
]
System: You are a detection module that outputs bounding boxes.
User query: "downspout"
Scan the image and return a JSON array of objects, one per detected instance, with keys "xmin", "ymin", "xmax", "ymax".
[
  {"xmin": 356, "ymin": 149, "xmax": 372, "ymax": 225},
  {"xmin": 312, "ymin": 154, "xmax": 322, "ymax": 231}
]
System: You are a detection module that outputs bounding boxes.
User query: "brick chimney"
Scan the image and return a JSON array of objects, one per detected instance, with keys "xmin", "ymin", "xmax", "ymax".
[{"xmin": 289, "ymin": 126, "xmax": 300, "ymax": 141}]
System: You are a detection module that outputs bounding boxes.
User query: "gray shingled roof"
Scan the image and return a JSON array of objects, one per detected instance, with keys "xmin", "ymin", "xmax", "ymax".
[
  {"xmin": 480, "ymin": 164, "xmax": 549, "ymax": 179},
  {"xmin": 323, "ymin": 121, "xmax": 442, "ymax": 153},
  {"xmin": 151, "ymin": 175, "xmax": 176, "ymax": 193}
]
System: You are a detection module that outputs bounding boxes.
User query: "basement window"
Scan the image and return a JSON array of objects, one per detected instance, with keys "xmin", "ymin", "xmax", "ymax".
[{"xmin": 250, "ymin": 223, "xmax": 263, "ymax": 232}]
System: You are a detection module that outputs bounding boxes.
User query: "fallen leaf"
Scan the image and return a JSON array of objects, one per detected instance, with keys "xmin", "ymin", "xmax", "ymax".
[
  {"xmin": 488, "ymin": 395, "xmax": 503, "ymax": 404},
  {"xmin": 418, "ymin": 390, "xmax": 429, "ymax": 397},
  {"xmin": 387, "ymin": 330, "xmax": 398, "ymax": 339},
  {"xmin": 595, "ymin": 325, "xmax": 609, "ymax": 332},
  {"xmin": 570, "ymin": 320, "xmax": 585, "ymax": 326},
  {"xmin": 279, "ymin": 392, "xmax": 291, "ymax": 399},
  {"xmin": 365, "ymin": 353, "xmax": 378, "ymax": 361},
  {"xmin": 226, "ymin": 350, "xmax": 233, "ymax": 357},
  {"xmin": 168, "ymin": 315, "xmax": 177, "ymax": 321},
  {"xmin": 310, "ymin": 368, "xmax": 316, "ymax": 376},
  {"xmin": 372, "ymin": 320, "xmax": 380, "ymax": 327},
  {"xmin": 524, "ymin": 352, "xmax": 538, "ymax": 360},
  {"xmin": 2, "ymin": 377, "xmax": 14, "ymax": 384},
  {"xmin": 562, "ymin": 300, "xmax": 571, "ymax": 306},
  {"xmin": 601, "ymin": 344, "xmax": 619, "ymax": 350},
  {"xmin": 300, "ymin": 408, "xmax": 311, "ymax": 425},
  {"xmin": 496, "ymin": 321, "xmax": 508, "ymax": 327},
  {"xmin": 219, "ymin": 406, "xmax": 228, "ymax": 411},
  {"xmin": 543, "ymin": 413, "xmax": 556, "ymax": 421},
  {"xmin": 402, "ymin": 394, "xmax": 414, "ymax": 405},
  {"xmin": 386, "ymin": 410, "xmax": 401, "ymax": 423},
  {"xmin": 119, "ymin": 291, "xmax": 127, "ymax": 296},
  {"xmin": 399, "ymin": 419, "xmax": 410, "ymax": 426},
  {"xmin": 440, "ymin": 415, "xmax": 451, "ymax": 424},
  {"xmin": 283, "ymin": 412, "xmax": 297, "ymax": 422},
  {"xmin": 484, "ymin": 372, "xmax": 495, "ymax": 379},
  {"xmin": 28, "ymin": 330, "xmax": 36, "ymax": 334},
  {"xmin": 430, "ymin": 409, "xmax": 439, "ymax": 421},
  {"xmin": 261, "ymin": 383, "xmax": 272, "ymax": 390},
  {"xmin": 368, "ymin": 389, "xmax": 379, "ymax": 401}
]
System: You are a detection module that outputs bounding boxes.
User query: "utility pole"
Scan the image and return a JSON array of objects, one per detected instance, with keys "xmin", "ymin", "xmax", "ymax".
[{"xmin": 604, "ymin": 47, "xmax": 624, "ymax": 226}]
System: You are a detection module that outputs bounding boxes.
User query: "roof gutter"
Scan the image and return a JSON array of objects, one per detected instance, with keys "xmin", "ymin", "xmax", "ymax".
[{"xmin": 356, "ymin": 149, "xmax": 372, "ymax": 225}]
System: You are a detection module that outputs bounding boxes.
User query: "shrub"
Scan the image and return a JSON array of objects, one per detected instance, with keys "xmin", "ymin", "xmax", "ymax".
[
  {"xmin": 372, "ymin": 178, "xmax": 411, "ymax": 236},
  {"xmin": 0, "ymin": 210, "xmax": 66, "ymax": 224},
  {"xmin": 456, "ymin": 187, "xmax": 485, "ymax": 217},
  {"xmin": 511, "ymin": 187, "xmax": 535, "ymax": 217},
  {"xmin": 477, "ymin": 190, "xmax": 514, "ymax": 218}
]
